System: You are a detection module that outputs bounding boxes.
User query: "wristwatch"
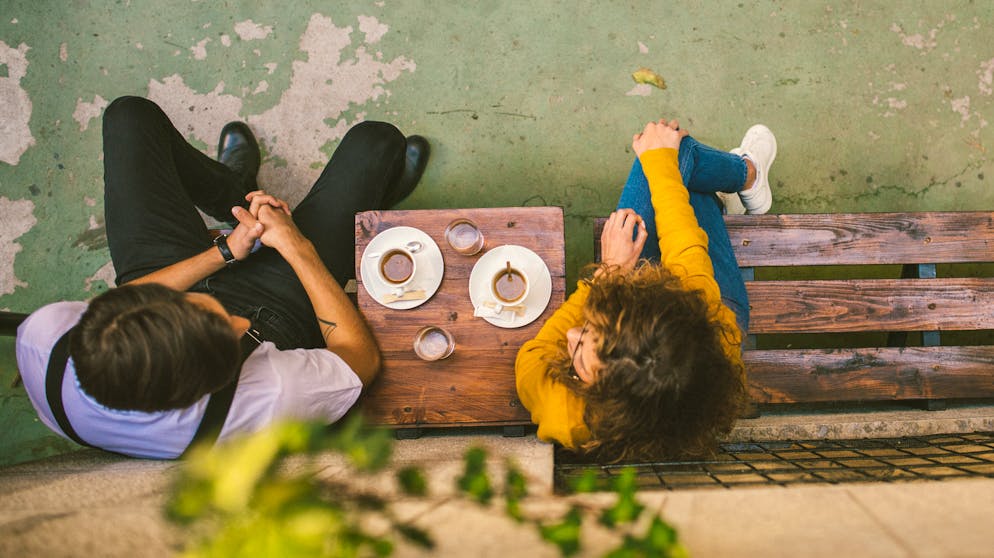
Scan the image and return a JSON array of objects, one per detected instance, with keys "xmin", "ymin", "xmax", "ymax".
[{"xmin": 213, "ymin": 234, "xmax": 238, "ymax": 266}]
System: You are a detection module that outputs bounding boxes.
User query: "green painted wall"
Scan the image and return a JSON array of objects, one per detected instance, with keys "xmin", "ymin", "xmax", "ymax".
[{"xmin": 2, "ymin": 1, "xmax": 992, "ymax": 466}]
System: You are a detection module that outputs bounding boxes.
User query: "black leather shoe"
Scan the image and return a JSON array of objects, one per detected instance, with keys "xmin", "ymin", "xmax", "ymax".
[
  {"xmin": 383, "ymin": 135, "xmax": 430, "ymax": 208},
  {"xmin": 217, "ymin": 121, "xmax": 260, "ymax": 192}
]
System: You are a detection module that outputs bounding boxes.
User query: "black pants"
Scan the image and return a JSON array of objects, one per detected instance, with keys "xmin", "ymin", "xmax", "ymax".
[{"xmin": 102, "ymin": 96, "xmax": 405, "ymax": 349}]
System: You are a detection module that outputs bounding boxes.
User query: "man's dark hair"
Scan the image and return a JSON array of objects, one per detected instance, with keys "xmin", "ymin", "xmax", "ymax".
[{"xmin": 70, "ymin": 283, "xmax": 241, "ymax": 412}]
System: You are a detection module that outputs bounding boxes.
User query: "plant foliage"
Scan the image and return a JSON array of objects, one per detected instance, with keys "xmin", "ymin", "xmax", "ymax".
[{"xmin": 168, "ymin": 419, "xmax": 688, "ymax": 557}]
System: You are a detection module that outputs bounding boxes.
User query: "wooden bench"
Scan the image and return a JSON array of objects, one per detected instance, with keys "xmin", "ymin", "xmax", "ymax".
[{"xmin": 595, "ymin": 212, "xmax": 994, "ymax": 411}]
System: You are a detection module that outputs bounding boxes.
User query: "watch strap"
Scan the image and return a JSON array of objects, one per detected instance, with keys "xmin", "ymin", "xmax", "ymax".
[{"xmin": 213, "ymin": 234, "xmax": 238, "ymax": 265}]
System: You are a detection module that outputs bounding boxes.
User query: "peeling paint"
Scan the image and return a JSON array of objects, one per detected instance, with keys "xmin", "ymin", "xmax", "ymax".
[
  {"xmin": 138, "ymin": 13, "xmax": 414, "ymax": 206},
  {"xmin": 950, "ymin": 95, "xmax": 978, "ymax": 127},
  {"xmin": 59, "ymin": 42, "xmax": 67, "ymax": 62},
  {"xmin": 625, "ymin": 83, "xmax": 652, "ymax": 97},
  {"xmin": 147, "ymin": 75, "xmax": 244, "ymax": 151},
  {"xmin": 264, "ymin": 62, "xmax": 277, "ymax": 74},
  {"xmin": 234, "ymin": 20, "xmax": 273, "ymax": 41},
  {"xmin": 0, "ymin": 41, "xmax": 35, "ymax": 166},
  {"xmin": 191, "ymin": 37, "xmax": 210, "ymax": 60},
  {"xmin": 84, "ymin": 260, "xmax": 115, "ymax": 292},
  {"xmin": 0, "ymin": 197, "xmax": 36, "ymax": 296},
  {"xmin": 246, "ymin": 13, "xmax": 415, "ymax": 205},
  {"xmin": 637, "ymin": 41, "xmax": 648, "ymax": 54},
  {"xmin": 358, "ymin": 15, "xmax": 388, "ymax": 44},
  {"xmin": 890, "ymin": 22, "xmax": 939, "ymax": 54},
  {"xmin": 220, "ymin": 34, "xmax": 231, "ymax": 47},
  {"xmin": 978, "ymin": 57, "xmax": 994, "ymax": 95},
  {"xmin": 73, "ymin": 95, "xmax": 108, "ymax": 132}
]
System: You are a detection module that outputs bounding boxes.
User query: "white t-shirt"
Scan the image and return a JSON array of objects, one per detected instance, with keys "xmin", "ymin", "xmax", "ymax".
[{"xmin": 16, "ymin": 301, "xmax": 363, "ymax": 459}]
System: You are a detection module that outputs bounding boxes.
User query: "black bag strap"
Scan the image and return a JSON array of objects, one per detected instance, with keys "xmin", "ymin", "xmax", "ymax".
[
  {"xmin": 45, "ymin": 327, "xmax": 92, "ymax": 448},
  {"xmin": 180, "ymin": 328, "xmax": 261, "ymax": 457},
  {"xmin": 45, "ymin": 325, "xmax": 262, "ymax": 457}
]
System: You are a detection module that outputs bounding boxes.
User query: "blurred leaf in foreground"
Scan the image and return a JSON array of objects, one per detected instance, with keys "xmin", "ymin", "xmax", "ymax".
[
  {"xmin": 599, "ymin": 468, "xmax": 645, "ymax": 528},
  {"xmin": 539, "ymin": 506, "xmax": 582, "ymax": 557},
  {"xmin": 457, "ymin": 446, "xmax": 493, "ymax": 505}
]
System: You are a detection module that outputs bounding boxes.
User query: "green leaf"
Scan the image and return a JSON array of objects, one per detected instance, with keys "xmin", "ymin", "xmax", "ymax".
[
  {"xmin": 397, "ymin": 466, "xmax": 428, "ymax": 497},
  {"xmin": 324, "ymin": 415, "xmax": 394, "ymax": 472},
  {"xmin": 372, "ymin": 538, "xmax": 394, "ymax": 557},
  {"xmin": 395, "ymin": 524, "xmax": 435, "ymax": 549},
  {"xmin": 645, "ymin": 516, "xmax": 679, "ymax": 550},
  {"xmin": 457, "ymin": 447, "xmax": 493, "ymax": 504},
  {"xmin": 603, "ymin": 516, "xmax": 687, "ymax": 558},
  {"xmin": 504, "ymin": 464, "xmax": 528, "ymax": 521},
  {"xmin": 599, "ymin": 468, "xmax": 645, "ymax": 527},
  {"xmin": 539, "ymin": 506, "xmax": 582, "ymax": 557},
  {"xmin": 569, "ymin": 469, "xmax": 601, "ymax": 494}
]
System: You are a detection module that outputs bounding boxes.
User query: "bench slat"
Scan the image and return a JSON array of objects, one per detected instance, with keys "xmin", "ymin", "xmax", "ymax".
[
  {"xmin": 747, "ymin": 278, "xmax": 994, "ymax": 333},
  {"xmin": 746, "ymin": 346, "xmax": 994, "ymax": 403},
  {"xmin": 726, "ymin": 212, "xmax": 994, "ymax": 266}
]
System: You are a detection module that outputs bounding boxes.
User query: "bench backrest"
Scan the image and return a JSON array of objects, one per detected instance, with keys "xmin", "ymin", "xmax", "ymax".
[{"xmin": 594, "ymin": 212, "xmax": 994, "ymax": 406}]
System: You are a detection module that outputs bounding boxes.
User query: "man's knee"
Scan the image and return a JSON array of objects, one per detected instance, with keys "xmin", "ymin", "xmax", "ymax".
[
  {"xmin": 341, "ymin": 120, "xmax": 405, "ymax": 153},
  {"xmin": 104, "ymin": 96, "xmax": 166, "ymax": 130}
]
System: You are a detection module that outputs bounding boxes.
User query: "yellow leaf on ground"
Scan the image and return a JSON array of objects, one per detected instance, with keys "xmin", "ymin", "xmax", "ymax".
[{"xmin": 631, "ymin": 67, "xmax": 666, "ymax": 89}]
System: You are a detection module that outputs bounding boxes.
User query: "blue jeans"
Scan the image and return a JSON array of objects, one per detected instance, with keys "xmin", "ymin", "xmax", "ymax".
[{"xmin": 615, "ymin": 136, "xmax": 749, "ymax": 332}]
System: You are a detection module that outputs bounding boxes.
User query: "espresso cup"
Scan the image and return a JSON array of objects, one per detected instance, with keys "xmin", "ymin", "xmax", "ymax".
[
  {"xmin": 491, "ymin": 261, "xmax": 529, "ymax": 305},
  {"xmin": 413, "ymin": 325, "xmax": 455, "ymax": 361},
  {"xmin": 377, "ymin": 241, "xmax": 422, "ymax": 288}
]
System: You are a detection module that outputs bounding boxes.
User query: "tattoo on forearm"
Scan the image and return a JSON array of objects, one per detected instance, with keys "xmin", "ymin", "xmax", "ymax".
[{"xmin": 318, "ymin": 317, "xmax": 338, "ymax": 341}]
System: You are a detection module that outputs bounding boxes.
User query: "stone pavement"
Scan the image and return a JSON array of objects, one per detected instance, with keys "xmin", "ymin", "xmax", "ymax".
[
  {"xmin": 730, "ymin": 403, "xmax": 994, "ymax": 443},
  {"xmin": 3, "ymin": 426, "xmax": 994, "ymax": 557}
]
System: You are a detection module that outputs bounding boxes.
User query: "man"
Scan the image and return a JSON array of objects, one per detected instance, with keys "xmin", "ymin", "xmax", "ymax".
[{"xmin": 15, "ymin": 96, "xmax": 429, "ymax": 458}]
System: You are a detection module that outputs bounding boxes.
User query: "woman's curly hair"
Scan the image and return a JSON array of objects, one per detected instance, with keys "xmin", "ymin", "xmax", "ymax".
[{"xmin": 551, "ymin": 263, "xmax": 746, "ymax": 463}]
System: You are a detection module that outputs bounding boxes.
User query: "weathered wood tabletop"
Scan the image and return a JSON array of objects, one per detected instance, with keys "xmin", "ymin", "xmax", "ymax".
[{"xmin": 354, "ymin": 207, "xmax": 565, "ymax": 430}]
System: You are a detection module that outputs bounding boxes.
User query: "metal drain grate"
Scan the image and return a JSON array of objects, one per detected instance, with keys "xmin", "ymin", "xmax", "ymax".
[{"xmin": 554, "ymin": 432, "xmax": 994, "ymax": 493}]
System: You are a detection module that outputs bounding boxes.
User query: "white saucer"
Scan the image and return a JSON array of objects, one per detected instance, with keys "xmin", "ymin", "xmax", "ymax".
[
  {"xmin": 469, "ymin": 245, "xmax": 552, "ymax": 328},
  {"xmin": 361, "ymin": 226, "xmax": 444, "ymax": 309}
]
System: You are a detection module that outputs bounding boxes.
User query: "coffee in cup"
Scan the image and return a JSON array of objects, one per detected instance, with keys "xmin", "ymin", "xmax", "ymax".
[
  {"xmin": 379, "ymin": 249, "xmax": 416, "ymax": 286},
  {"xmin": 445, "ymin": 218, "xmax": 485, "ymax": 256},
  {"xmin": 491, "ymin": 261, "xmax": 529, "ymax": 304},
  {"xmin": 413, "ymin": 325, "xmax": 455, "ymax": 361}
]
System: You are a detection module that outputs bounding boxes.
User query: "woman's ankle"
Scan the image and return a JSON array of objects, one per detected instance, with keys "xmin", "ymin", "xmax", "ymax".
[{"xmin": 742, "ymin": 157, "xmax": 757, "ymax": 191}]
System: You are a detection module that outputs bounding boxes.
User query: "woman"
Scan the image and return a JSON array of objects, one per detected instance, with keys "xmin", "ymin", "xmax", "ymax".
[{"xmin": 516, "ymin": 118, "xmax": 776, "ymax": 462}]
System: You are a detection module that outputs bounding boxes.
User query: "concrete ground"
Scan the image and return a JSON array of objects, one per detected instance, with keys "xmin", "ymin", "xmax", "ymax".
[
  {"xmin": 3, "ymin": 431, "xmax": 994, "ymax": 558},
  {"xmin": 2, "ymin": 2, "xmax": 994, "ymax": 555}
]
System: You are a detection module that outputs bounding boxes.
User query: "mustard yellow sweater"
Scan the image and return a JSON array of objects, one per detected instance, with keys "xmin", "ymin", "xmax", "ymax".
[{"xmin": 514, "ymin": 147, "xmax": 744, "ymax": 448}]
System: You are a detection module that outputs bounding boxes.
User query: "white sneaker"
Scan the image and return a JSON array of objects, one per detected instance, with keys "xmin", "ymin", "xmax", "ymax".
[{"xmin": 731, "ymin": 124, "xmax": 776, "ymax": 214}]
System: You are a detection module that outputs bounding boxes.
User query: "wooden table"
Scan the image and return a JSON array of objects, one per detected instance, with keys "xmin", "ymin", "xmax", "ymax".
[{"xmin": 354, "ymin": 207, "xmax": 565, "ymax": 434}]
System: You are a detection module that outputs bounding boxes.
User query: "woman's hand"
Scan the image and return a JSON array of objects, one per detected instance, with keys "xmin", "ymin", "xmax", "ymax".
[
  {"xmin": 599, "ymin": 208, "xmax": 648, "ymax": 273},
  {"xmin": 632, "ymin": 118, "xmax": 689, "ymax": 156}
]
